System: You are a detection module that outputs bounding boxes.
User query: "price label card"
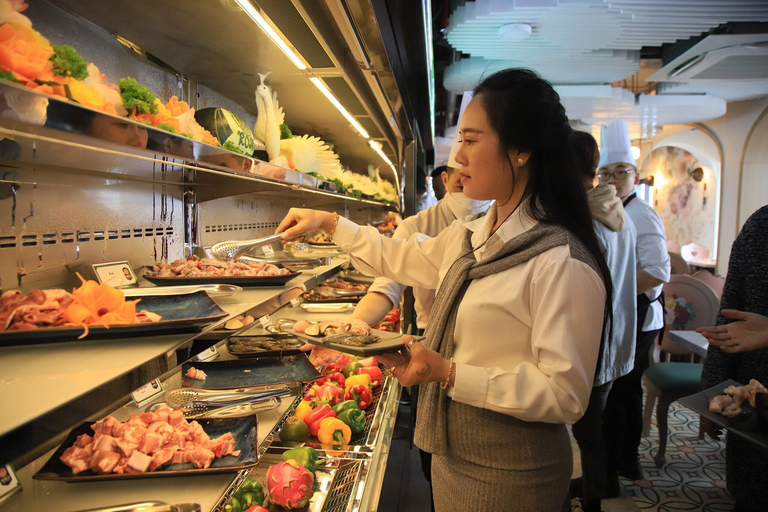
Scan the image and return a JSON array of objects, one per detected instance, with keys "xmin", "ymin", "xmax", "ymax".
[
  {"xmin": 131, "ymin": 378, "xmax": 164, "ymax": 408},
  {"xmin": 92, "ymin": 261, "xmax": 139, "ymax": 288},
  {"xmin": 290, "ymin": 297, "xmax": 301, "ymax": 307},
  {"xmin": 258, "ymin": 314, "xmax": 272, "ymax": 328},
  {"xmin": 197, "ymin": 345, "xmax": 220, "ymax": 362},
  {"xmin": 0, "ymin": 465, "xmax": 21, "ymax": 505},
  {"xmin": 262, "ymin": 245, "xmax": 275, "ymax": 257}
]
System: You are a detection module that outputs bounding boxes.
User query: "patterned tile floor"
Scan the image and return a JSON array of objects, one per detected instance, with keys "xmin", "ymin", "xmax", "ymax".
[
  {"xmin": 381, "ymin": 395, "xmax": 733, "ymax": 511},
  {"xmin": 622, "ymin": 401, "xmax": 733, "ymax": 511}
]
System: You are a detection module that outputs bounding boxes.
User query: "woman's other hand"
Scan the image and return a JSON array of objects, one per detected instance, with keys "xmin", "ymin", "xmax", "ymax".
[
  {"xmin": 276, "ymin": 208, "xmax": 336, "ymax": 240},
  {"xmin": 696, "ymin": 310, "xmax": 768, "ymax": 353},
  {"xmin": 377, "ymin": 336, "xmax": 453, "ymax": 387}
]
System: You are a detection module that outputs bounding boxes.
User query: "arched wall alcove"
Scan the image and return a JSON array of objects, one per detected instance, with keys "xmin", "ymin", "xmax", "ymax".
[
  {"xmin": 641, "ymin": 127, "xmax": 722, "ymax": 260},
  {"xmin": 739, "ymin": 107, "xmax": 768, "ymax": 228}
]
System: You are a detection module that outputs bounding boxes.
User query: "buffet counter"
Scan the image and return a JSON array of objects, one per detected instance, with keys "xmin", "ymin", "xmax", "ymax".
[
  {"xmin": 0, "ymin": 257, "xmax": 347, "ymax": 467},
  {"xmin": 1, "ymin": 266, "xmax": 401, "ymax": 512}
]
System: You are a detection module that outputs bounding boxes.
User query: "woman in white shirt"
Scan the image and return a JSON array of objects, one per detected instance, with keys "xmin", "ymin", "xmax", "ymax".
[{"xmin": 277, "ymin": 69, "xmax": 612, "ymax": 511}]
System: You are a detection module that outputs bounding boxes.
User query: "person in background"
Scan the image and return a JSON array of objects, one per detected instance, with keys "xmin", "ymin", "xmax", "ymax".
[
  {"xmin": 415, "ymin": 167, "xmax": 438, "ymax": 212},
  {"xmin": 431, "ymin": 165, "xmax": 448, "ymax": 200},
  {"xmin": 277, "ymin": 68, "xmax": 613, "ymax": 511},
  {"xmin": 431, "ymin": 164, "xmax": 465, "ymax": 203},
  {"xmin": 699, "ymin": 205, "xmax": 768, "ymax": 512},
  {"xmin": 698, "ymin": 310, "xmax": 768, "ymax": 353},
  {"xmin": 568, "ymin": 131, "xmax": 637, "ymax": 512},
  {"xmin": 600, "ymin": 119, "xmax": 670, "ymax": 493}
]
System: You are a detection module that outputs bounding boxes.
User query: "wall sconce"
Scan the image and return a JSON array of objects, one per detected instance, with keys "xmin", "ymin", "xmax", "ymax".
[
  {"xmin": 689, "ymin": 167, "xmax": 704, "ymax": 182},
  {"xmin": 639, "ymin": 175, "xmax": 654, "ymax": 187}
]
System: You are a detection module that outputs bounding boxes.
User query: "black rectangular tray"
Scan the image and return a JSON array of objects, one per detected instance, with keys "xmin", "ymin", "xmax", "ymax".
[
  {"xmin": 679, "ymin": 379, "xmax": 768, "ymax": 450},
  {"xmin": 143, "ymin": 266, "xmax": 300, "ymax": 287},
  {"xmin": 226, "ymin": 334, "xmax": 305, "ymax": 358},
  {"xmin": 182, "ymin": 354, "xmax": 320, "ymax": 389},
  {"xmin": 0, "ymin": 291, "xmax": 227, "ymax": 346},
  {"xmin": 34, "ymin": 416, "xmax": 257, "ymax": 482}
]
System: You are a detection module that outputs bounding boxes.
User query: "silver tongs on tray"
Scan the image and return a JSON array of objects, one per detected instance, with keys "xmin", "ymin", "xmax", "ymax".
[
  {"xmin": 165, "ymin": 384, "xmax": 291, "ymax": 408},
  {"xmin": 122, "ymin": 284, "xmax": 243, "ymax": 297},
  {"xmin": 210, "ymin": 232, "xmax": 306, "ymax": 261},
  {"xmin": 76, "ymin": 502, "xmax": 201, "ymax": 512},
  {"xmin": 176, "ymin": 396, "xmax": 282, "ymax": 419}
]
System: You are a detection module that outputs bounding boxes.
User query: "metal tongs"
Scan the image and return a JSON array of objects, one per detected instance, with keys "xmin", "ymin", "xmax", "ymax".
[
  {"xmin": 165, "ymin": 384, "xmax": 291, "ymax": 408},
  {"xmin": 176, "ymin": 396, "xmax": 282, "ymax": 419},
  {"xmin": 210, "ymin": 232, "xmax": 305, "ymax": 261}
]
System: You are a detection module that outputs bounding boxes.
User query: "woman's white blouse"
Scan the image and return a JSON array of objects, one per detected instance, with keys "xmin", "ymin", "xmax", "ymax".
[{"xmin": 333, "ymin": 204, "xmax": 606, "ymax": 424}]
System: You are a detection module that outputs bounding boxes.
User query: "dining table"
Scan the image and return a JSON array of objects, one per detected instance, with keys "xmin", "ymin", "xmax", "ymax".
[{"xmin": 668, "ymin": 330, "xmax": 710, "ymax": 359}]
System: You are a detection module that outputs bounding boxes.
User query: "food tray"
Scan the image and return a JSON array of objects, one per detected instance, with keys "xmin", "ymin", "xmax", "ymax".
[
  {"xmin": 143, "ymin": 268, "xmax": 300, "ymax": 287},
  {"xmin": 288, "ymin": 328, "xmax": 414, "ymax": 357},
  {"xmin": 182, "ymin": 355, "xmax": 320, "ymax": 389},
  {"xmin": 219, "ymin": 451, "xmax": 336, "ymax": 512},
  {"xmin": 299, "ymin": 303, "xmax": 356, "ymax": 314},
  {"xmin": 33, "ymin": 416, "xmax": 258, "ymax": 482},
  {"xmin": 0, "ymin": 291, "xmax": 227, "ymax": 346},
  {"xmin": 679, "ymin": 379, "xmax": 768, "ymax": 450},
  {"xmin": 226, "ymin": 334, "xmax": 305, "ymax": 358}
]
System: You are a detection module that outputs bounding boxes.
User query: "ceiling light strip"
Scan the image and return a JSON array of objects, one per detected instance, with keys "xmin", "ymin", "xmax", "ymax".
[
  {"xmin": 236, "ymin": 1, "xmax": 398, "ymax": 170},
  {"xmin": 309, "ymin": 77, "xmax": 370, "ymax": 139},
  {"xmin": 234, "ymin": 0, "xmax": 307, "ymax": 70},
  {"xmin": 368, "ymin": 140, "xmax": 393, "ymax": 166}
]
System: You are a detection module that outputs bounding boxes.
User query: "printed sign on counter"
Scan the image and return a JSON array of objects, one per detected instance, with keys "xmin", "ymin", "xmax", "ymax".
[
  {"xmin": 92, "ymin": 261, "xmax": 139, "ymax": 288},
  {"xmin": 131, "ymin": 378, "xmax": 164, "ymax": 408},
  {"xmin": 197, "ymin": 345, "xmax": 220, "ymax": 362},
  {"xmin": 290, "ymin": 297, "xmax": 302, "ymax": 307},
  {"xmin": 0, "ymin": 465, "xmax": 21, "ymax": 505},
  {"xmin": 259, "ymin": 314, "xmax": 272, "ymax": 328},
  {"xmin": 262, "ymin": 245, "xmax": 275, "ymax": 257}
]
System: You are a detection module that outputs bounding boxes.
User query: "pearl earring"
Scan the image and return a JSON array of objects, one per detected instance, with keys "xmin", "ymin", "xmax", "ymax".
[{"xmin": 517, "ymin": 158, "xmax": 524, "ymax": 165}]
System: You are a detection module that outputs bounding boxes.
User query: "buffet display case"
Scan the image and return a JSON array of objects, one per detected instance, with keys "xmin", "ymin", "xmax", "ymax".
[{"xmin": 0, "ymin": 0, "xmax": 429, "ymax": 509}]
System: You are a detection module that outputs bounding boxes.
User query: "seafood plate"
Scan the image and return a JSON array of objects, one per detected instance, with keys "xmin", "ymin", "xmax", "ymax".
[{"xmin": 289, "ymin": 319, "xmax": 414, "ymax": 357}]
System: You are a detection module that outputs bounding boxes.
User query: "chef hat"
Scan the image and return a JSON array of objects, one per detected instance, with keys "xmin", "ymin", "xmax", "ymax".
[
  {"xmin": 598, "ymin": 119, "xmax": 635, "ymax": 168},
  {"xmin": 447, "ymin": 91, "xmax": 474, "ymax": 169}
]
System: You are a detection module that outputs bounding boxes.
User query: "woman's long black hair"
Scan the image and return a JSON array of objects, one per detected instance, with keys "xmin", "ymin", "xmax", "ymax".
[{"xmin": 474, "ymin": 68, "xmax": 613, "ymax": 358}]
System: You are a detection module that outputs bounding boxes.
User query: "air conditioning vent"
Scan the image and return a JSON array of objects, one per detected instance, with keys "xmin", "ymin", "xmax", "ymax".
[
  {"xmin": 650, "ymin": 33, "xmax": 768, "ymax": 82},
  {"xmin": 691, "ymin": 55, "xmax": 768, "ymax": 80}
]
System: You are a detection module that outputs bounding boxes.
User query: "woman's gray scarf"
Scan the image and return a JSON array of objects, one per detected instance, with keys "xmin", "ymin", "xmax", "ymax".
[{"xmin": 414, "ymin": 221, "xmax": 600, "ymax": 456}]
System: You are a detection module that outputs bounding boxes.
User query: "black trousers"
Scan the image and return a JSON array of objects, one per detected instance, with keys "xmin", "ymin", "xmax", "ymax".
[
  {"xmin": 572, "ymin": 381, "xmax": 613, "ymax": 500},
  {"xmin": 603, "ymin": 324, "xmax": 659, "ymax": 475}
]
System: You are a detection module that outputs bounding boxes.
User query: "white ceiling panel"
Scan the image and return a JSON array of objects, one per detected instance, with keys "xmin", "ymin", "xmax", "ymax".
[
  {"xmin": 443, "ymin": 0, "xmax": 768, "ymax": 129},
  {"xmin": 581, "ymin": 94, "xmax": 727, "ymax": 138}
]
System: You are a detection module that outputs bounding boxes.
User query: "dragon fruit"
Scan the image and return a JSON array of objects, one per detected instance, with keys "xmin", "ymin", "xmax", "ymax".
[{"xmin": 266, "ymin": 460, "xmax": 314, "ymax": 509}]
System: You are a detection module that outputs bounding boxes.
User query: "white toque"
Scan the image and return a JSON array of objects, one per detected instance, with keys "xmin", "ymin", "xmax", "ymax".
[
  {"xmin": 448, "ymin": 91, "xmax": 474, "ymax": 169},
  {"xmin": 598, "ymin": 119, "xmax": 635, "ymax": 168}
]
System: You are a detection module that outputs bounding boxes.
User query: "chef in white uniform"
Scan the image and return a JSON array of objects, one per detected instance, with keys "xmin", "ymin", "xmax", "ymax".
[{"xmin": 599, "ymin": 119, "xmax": 670, "ymax": 491}]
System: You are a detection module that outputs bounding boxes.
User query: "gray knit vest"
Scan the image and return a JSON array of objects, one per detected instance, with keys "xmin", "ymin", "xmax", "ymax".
[{"xmin": 414, "ymin": 221, "xmax": 602, "ymax": 456}]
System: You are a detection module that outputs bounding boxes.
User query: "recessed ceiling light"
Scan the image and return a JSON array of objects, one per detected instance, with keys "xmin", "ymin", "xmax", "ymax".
[{"xmin": 498, "ymin": 23, "xmax": 532, "ymax": 42}]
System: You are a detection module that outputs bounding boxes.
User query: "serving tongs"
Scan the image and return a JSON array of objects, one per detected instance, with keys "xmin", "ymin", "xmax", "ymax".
[
  {"xmin": 210, "ymin": 232, "xmax": 305, "ymax": 261},
  {"xmin": 75, "ymin": 502, "xmax": 200, "ymax": 512},
  {"xmin": 177, "ymin": 396, "xmax": 282, "ymax": 419},
  {"xmin": 123, "ymin": 284, "xmax": 243, "ymax": 297},
  {"xmin": 165, "ymin": 384, "xmax": 291, "ymax": 408}
]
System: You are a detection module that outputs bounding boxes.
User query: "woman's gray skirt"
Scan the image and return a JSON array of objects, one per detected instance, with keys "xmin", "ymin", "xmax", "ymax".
[{"xmin": 430, "ymin": 399, "xmax": 572, "ymax": 511}]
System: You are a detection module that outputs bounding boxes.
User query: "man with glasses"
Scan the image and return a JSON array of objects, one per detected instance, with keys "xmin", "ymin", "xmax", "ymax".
[{"xmin": 599, "ymin": 119, "xmax": 671, "ymax": 495}]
